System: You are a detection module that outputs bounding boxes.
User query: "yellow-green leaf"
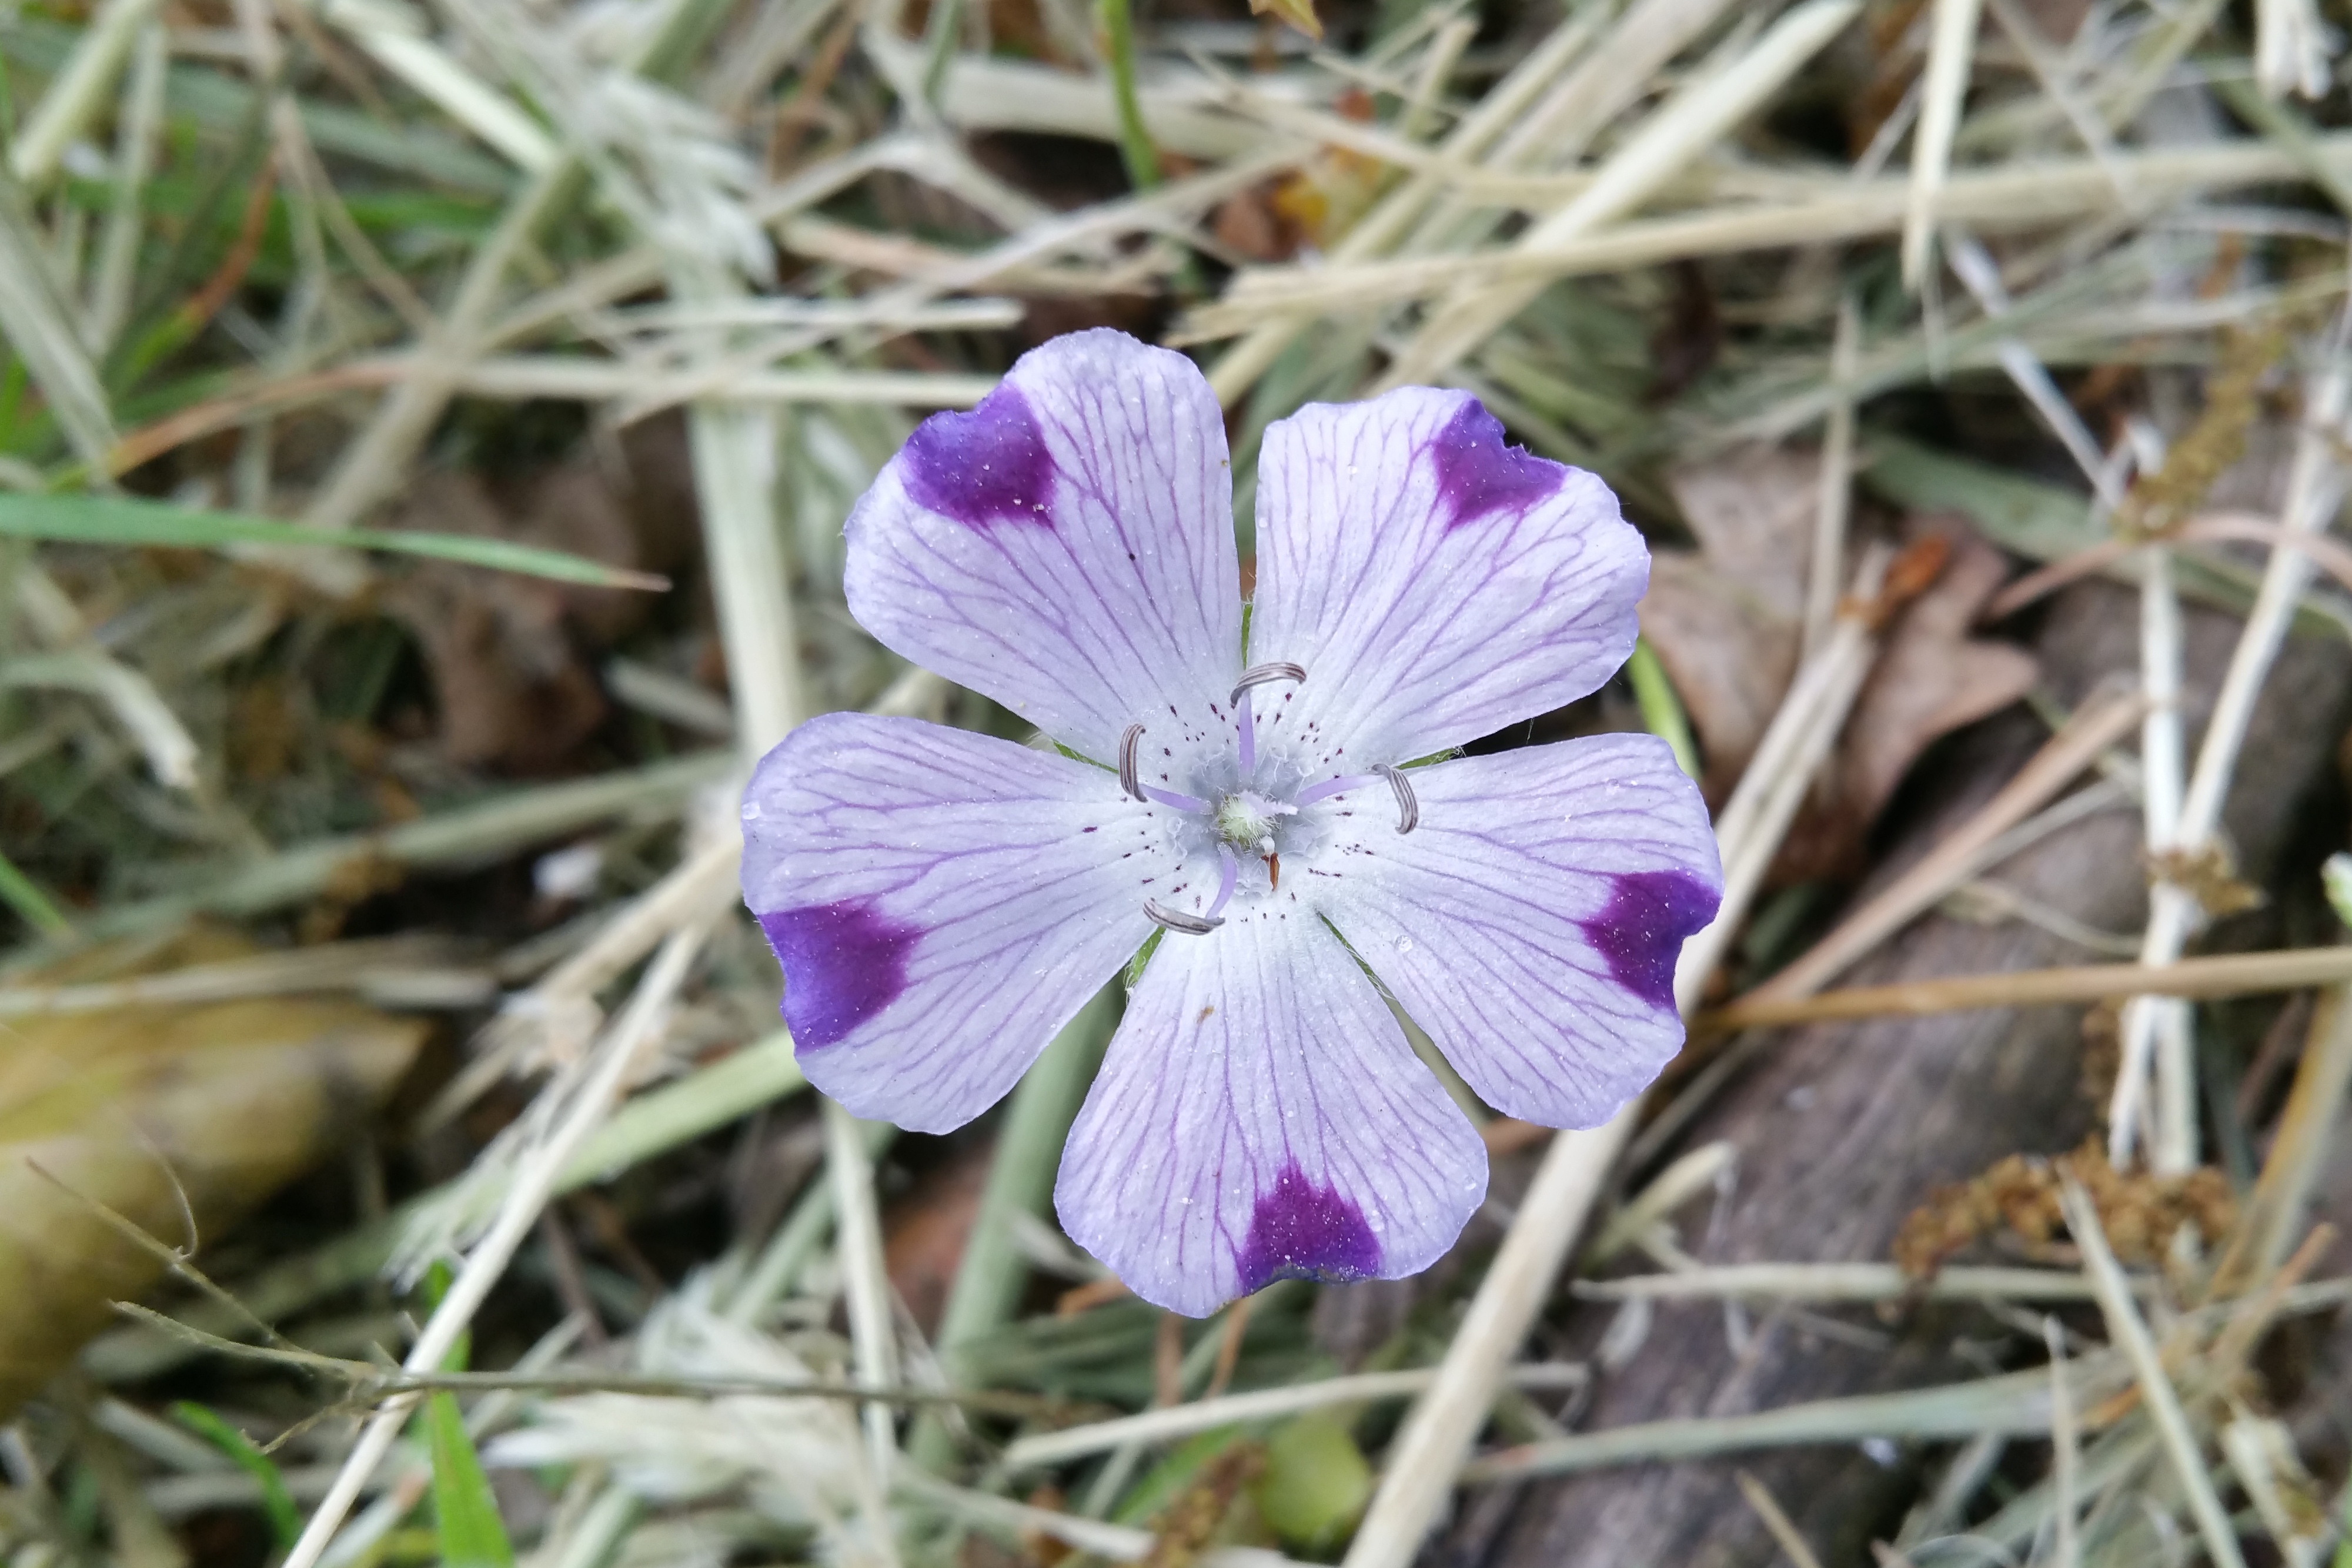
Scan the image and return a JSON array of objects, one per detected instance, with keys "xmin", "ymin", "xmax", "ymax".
[
  {"xmin": 1, "ymin": 928, "xmax": 424, "ymax": 1416},
  {"xmin": 425, "ymin": 1390, "xmax": 513, "ymax": 1568}
]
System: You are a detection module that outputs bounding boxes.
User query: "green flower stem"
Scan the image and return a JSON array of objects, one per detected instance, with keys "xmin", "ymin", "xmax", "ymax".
[{"xmin": 910, "ymin": 985, "xmax": 1119, "ymax": 1469}]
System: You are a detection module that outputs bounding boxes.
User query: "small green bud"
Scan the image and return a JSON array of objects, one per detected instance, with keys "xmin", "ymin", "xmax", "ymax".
[
  {"xmin": 1253, "ymin": 1415, "xmax": 1371, "ymax": 1553},
  {"xmin": 2327, "ymin": 852, "xmax": 2352, "ymax": 930}
]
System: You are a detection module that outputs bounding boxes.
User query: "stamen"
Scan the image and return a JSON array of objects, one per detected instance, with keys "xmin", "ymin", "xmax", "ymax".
[
  {"xmin": 1144, "ymin": 898, "xmax": 1222, "ymax": 935},
  {"xmin": 1229, "ymin": 661, "xmax": 1307, "ymax": 707},
  {"xmin": 1118, "ymin": 724, "xmax": 1145, "ymax": 802},
  {"xmin": 1295, "ymin": 773, "xmax": 1375, "ymax": 807},
  {"xmin": 1204, "ymin": 844, "xmax": 1239, "ymax": 919},
  {"xmin": 1375, "ymin": 763, "xmax": 1419, "ymax": 834},
  {"xmin": 1144, "ymin": 786, "xmax": 1212, "ymax": 813},
  {"xmin": 1230, "ymin": 664, "xmax": 1301, "ymax": 783}
]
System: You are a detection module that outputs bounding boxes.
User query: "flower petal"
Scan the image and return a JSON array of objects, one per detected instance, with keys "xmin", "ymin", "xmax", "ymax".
[
  {"xmin": 741, "ymin": 711, "xmax": 1164, "ymax": 1133},
  {"xmin": 1248, "ymin": 389, "xmax": 1646, "ymax": 765},
  {"xmin": 844, "ymin": 329, "xmax": 1242, "ymax": 764},
  {"xmin": 1054, "ymin": 914, "xmax": 1487, "ymax": 1316},
  {"xmin": 1320, "ymin": 734, "xmax": 1721, "ymax": 1128}
]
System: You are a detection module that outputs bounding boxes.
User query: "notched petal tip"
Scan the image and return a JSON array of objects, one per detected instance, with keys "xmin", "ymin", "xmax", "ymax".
[
  {"xmin": 1236, "ymin": 1162, "xmax": 1382, "ymax": 1295},
  {"xmin": 898, "ymin": 381, "xmax": 1055, "ymax": 528},
  {"xmin": 757, "ymin": 898, "xmax": 920, "ymax": 1049},
  {"xmin": 1579, "ymin": 868, "xmax": 1722, "ymax": 1012},
  {"xmin": 1429, "ymin": 396, "xmax": 1566, "ymax": 529}
]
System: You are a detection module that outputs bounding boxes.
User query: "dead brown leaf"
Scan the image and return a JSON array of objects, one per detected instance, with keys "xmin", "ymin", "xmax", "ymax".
[
  {"xmin": 883, "ymin": 1139, "xmax": 994, "ymax": 1336},
  {"xmin": 1639, "ymin": 446, "xmax": 1818, "ymax": 795},
  {"xmin": 1642, "ymin": 453, "xmax": 2039, "ymax": 881},
  {"xmin": 1776, "ymin": 524, "xmax": 2040, "ymax": 882},
  {"xmin": 384, "ymin": 423, "xmax": 693, "ymax": 774}
]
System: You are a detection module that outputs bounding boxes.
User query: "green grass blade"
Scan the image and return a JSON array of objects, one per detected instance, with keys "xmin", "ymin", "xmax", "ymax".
[
  {"xmin": 0, "ymin": 491, "xmax": 667, "ymax": 590},
  {"xmin": 1625, "ymin": 638, "xmax": 1700, "ymax": 780},
  {"xmin": 425, "ymin": 1391, "xmax": 514, "ymax": 1568},
  {"xmin": 169, "ymin": 1402, "xmax": 301, "ymax": 1552}
]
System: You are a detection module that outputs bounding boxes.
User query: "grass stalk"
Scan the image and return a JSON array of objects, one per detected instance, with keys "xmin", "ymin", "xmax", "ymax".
[
  {"xmin": 911, "ymin": 985, "xmax": 1117, "ymax": 1468},
  {"xmin": 1004, "ymin": 1363, "xmax": 1589, "ymax": 1471},
  {"xmin": 1377, "ymin": 0, "xmax": 1861, "ymax": 386},
  {"xmin": 279, "ymin": 928, "xmax": 707, "ymax": 1568},
  {"xmin": 1202, "ymin": 5, "xmax": 1605, "ymax": 406},
  {"xmin": 86, "ymin": 751, "xmax": 731, "ymax": 938},
  {"xmin": 6, "ymin": 0, "xmax": 164, "ymax": 186},
  {"xmin": 0, "ymin": 161, "xmax": 119, "ymax": 473},
  {"xmin": 1185, "ymin": 139, "xmax": 2352, "ymax": 335},
  {"xmin": 1624, "ymin": 639, "xmax": 1699, "ymax": 779},
  {"xmin": 1706, "ymin": 944, "xmax": 2352, "ymax": 1032},
  {"xmin": 2112, "ymin": 339, "xmax": 2352, "ymax": 1164},
  {"xmin": 1464, "ymin": 1361, "xmax": 2132, "ymax": 1482},
  {"xmin": 86, "ymin": 20, "xmax": 165, "ymax": 352},
  {"xmin": 2058, "ymin": 1178, "xmax": 2247, "ymax": 1568},
  {"xmin": 1901, "ymin": 0, "xmax": 1982, "ymax": 289},
  {"xmin": 0, "ymin": 844, "xmax": 74, "ymax": 937},
  {"xmin": 1095, "ymin": 0, "xmax": 1160, "ymax": 193},
  {"xmin": 1802, "ymin": 294, "xmax": 1859, "ymax": 661}
]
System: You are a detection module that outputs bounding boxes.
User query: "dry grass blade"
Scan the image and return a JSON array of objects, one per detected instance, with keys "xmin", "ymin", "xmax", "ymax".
[
  {"xmin": 1736, "ymin": 1470, "xmax": 1826, "ymax": 1568},
  {"xmin": 1748, "ymin": 687, "xmax": 2148, "ymax": 1003},
  {"xmin": 1705, "ymin": 946, "xmax": 2352, "ymax": 1033},
  {"xmin": 2058, "ymin": 1177, "xmax": 2247, "ymax": 1568}
]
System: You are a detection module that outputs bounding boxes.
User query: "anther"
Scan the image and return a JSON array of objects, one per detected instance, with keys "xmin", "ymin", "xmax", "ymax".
[
  {"xmin": 1230, "ymin": 661, "xmax": 1306, "ymax": 707},
  {"xmin": 1118, "ymin": 723, "xmax": 1146, "ymax": 802},
  {"xmin": 1375, "ymin": 763, "xmax": 1419, "ymax": 834},
  {"xmin": 1144, "ymin": 898, "xmax": 1223, "ymax": 935}
]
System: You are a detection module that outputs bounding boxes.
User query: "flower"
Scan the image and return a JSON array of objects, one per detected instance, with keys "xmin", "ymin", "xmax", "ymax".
[{"xmin": 740, "ymin": 330, "xmax": 1722, "ymax": 1316}]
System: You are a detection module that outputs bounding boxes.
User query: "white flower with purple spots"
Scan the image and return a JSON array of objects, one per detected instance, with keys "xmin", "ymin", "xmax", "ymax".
[{"xmin": 740, "ymin": 330, "xmax": 1722, "ymax": 1317}]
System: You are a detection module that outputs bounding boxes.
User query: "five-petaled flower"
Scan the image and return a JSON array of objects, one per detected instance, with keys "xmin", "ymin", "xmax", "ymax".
[{"xmin": 740, "ymin": 330, "xmax": 1722, "ymax": 1316}]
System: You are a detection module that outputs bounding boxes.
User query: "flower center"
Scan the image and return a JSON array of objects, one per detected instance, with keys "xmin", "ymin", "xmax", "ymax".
[
  {"xmin": 1214, "ymin": 789, "xmax": 1294, "ymax": 854},
  {"xmin": 1124, "ymin": 663, "xmax": 1422, "ymax": 937}
]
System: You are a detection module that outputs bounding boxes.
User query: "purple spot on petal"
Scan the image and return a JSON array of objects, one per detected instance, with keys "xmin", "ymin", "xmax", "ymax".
[
  {"xmin": 759, "ymin": 900, "xmax": 918, "ymax": 1049},
  {"xmin": 1429, "ymin": 399, "xmax": 1563, "ymax": 527},
  {"xmin": 898, "ymin": 383, "xmax": 1054, "ymax": 526},
  {"xmin": 1580, "ymin": 870, "xmax": 1720, "ymax": 1012},
  {"xmin": 1237, "ymin": 1163, "xmax": 1379, "ymax": 1293}
]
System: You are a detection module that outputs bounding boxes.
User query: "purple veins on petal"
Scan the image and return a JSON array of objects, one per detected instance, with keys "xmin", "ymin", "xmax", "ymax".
[
  {"xmin": 1579, "ymin": 868, "xmax": 1722, "ymax": 1012},
  {"xmin": 1429, "ymin": 399, "xmax": 1565, "ymax": 529},
  {"xmin": 760, "ymin": 899, "xmax": 918, "ymax": 1049},
  {"xmin": 898, "ymin": 382, "xmax": 1055, "ymax": 527},
  {"xmin": 1237, "ymin": 1163, "xmax": 1381, "ymax": 1293}
]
